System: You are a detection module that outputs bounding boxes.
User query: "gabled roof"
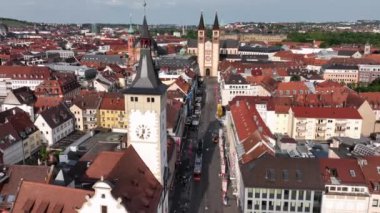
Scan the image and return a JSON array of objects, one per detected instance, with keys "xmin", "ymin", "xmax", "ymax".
[
  {"xmin": 4, "ymin": 87, "xmax": 35, "ymax": 106},
  {"xmin": 0, "ymin": 165, "xmax": 51, "ymax": 197},
  {"xmin": 12, "ymin": 181, "xmax": 93, "ymax": 213},
  {"xmin": 72, "ymin": 93, "xmax": 102, "ymax": 110},
  {"xmin": 39, "ymin": 103, "xmax": 74, "ymax": 129},
  {"xmin": 167, "ymin": 99, "xmax": 182, "ymax": 129},
  {"xmin": 319, "ymin": 158, "xmax": 366, "ymax": 185},
  {"xmin": 337, "ymin": 50, "xmax": 360, "ymax": 56},
  {"xmin": 359, "ymin": 157, "xmax": 380, "ymax": 194},
  {"xmin": 0, "ymin": 123, "xmax": 22, "ymax": 151},
  {"xmin": 359, "ymin": 92, "xmax": 380, "ymax": 110},
  {"xmin": 84, "ymin": 146, "xmax": 163, "ymax": 213},
  {"xmin": 99, "ymin": 93, "xmax": 124, "ymax": 111}
]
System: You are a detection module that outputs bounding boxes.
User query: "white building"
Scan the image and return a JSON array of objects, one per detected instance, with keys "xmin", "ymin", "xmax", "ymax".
[
  {"xmin": 240, "ymin": 157, "xmax": 324, "ymax": 213},
  {"xmin": 34, "ymin": 103, "xmax": 74, "ymax": 145},
  {"xmin": 0, "ymin": 66, "xmax": 51, "ymax": 93},
  {"xmin": 220, "ymin": 73, "xmax": 272, "ymax": 106},
  {"xmin": 290, "ymin": 107, "xmax": 362, "ymax": 140},
  {"xmin": 320, "ymin": 158, "xmax": 370, "ymax": 213},
  {"xmin": 1, "ymin": 87, "xmax": 36, "ymax": 121}
]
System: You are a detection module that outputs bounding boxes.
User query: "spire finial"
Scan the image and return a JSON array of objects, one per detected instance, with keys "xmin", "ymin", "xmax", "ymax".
[{"xmin": 143, "ymin": 0, "xmax": 147, "ymax": 16}]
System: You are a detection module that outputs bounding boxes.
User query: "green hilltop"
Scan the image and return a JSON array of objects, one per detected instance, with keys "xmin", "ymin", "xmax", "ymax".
[{"xmin": 0, "ymin": 17, "xmax": 33, "ymax": 27}]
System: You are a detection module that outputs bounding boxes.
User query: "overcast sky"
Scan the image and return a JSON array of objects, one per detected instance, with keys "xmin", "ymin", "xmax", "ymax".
[{"xmin": 0, "ymin": 0, "xmax": 379, "ymax": 25}]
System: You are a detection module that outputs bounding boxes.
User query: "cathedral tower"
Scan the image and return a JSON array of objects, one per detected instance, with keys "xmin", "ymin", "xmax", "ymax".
[{"xmin": 196, "ymin": 12, "xmax": 220, "ymax": 77}]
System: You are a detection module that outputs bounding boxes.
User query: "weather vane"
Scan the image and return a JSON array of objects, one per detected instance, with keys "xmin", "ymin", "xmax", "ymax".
[{"xmin": 143, "ymin": 0, "xmax": 147, "ymax": 16}]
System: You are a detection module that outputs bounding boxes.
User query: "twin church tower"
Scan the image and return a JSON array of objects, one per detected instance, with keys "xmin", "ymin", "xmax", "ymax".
[{"xmin": 197, "ymin": 13, "xmax": 220, "ymax": 77}]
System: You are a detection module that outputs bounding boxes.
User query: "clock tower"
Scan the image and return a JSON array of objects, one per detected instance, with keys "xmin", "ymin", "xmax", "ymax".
[{"xmin": 123, "ymin": 16, "xmax": 167, "ymax": 186}]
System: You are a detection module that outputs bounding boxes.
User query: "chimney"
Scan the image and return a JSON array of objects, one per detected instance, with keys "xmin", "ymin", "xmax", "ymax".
[{"xmin": 236, "ymin": 100, "xmax": 240, "ymax": 107}]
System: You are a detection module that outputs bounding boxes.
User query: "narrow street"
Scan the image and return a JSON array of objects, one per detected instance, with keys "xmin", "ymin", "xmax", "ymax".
[{"xmin": 170, "ymin": 78, "xmax": 239, "ymax": 213}]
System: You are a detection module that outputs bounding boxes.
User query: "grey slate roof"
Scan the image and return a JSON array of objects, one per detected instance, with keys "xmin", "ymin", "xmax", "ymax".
[
  {"xmin": 198, "ymin": 13, "xmax": 205, "ymax": 30},
  {"xmin": 187, "ymin": 39, "xmax": 197, "ymax": 48},
  {"xmin": 140, "ymin": 16, "xmax": 150, "ymax": 39},
  {"xmin": 240, "ymin": 155, "xmax": 324, "ymax": 190},
  {"xmin": 220, "ymin": 39, "xmax": 239, "ymax": 48},
  {"xmin": 337, "ymin": 50, "xmax": 359, "ymax": 56},
  {"xmin": 323, "ymin": 64, "xmax": 359, "ymax": 70},
  {"xmin": 238, "ymin": 45, "xmax": 282, "ymax": 53},
  {"xmin": 213, "ymin": 13, "xmax": 220, "ymax": 30},
  {"xmin": 123, "ymin": 48, "xmax": 167, "ymax": 95},
  {"xmin": 81, "ymin": 55, "xmax": 125, "ymax": 65},
  {"xmin": 225, "ymin": 73, "xmax": 248, "ymax": 85},
  {"xmin": 39, "ymin": 103, "xmax": 73, "ymax": 129}
]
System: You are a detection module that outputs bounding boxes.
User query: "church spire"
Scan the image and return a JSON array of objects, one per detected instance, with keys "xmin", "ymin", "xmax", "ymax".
[
  {"xmin": 123, "ymin": 15, "xmax": 166, "ymax": 95},
  {"xmin": 213, "ymin": 12, "xmax": 220, "ymax": 30},
  {"xmin": 140, "ymin": 15, "xmax": 151, "ymax": 48},
  {"xmin": 198, "ymin": 13, "xmax": 205, "ymax": 30}
]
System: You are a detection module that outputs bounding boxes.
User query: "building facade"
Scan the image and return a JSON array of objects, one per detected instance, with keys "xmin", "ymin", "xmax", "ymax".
[
  {"xmin": 290, "ymin": 107, "xmax": 362, "ymax": 140},
  {"xmin": 322, "ymin": 64, "xmax": 359, "ymax": 84},
  {"xmin": 197, "ymin": 13, "xmax": 220, "ymax": 77}
]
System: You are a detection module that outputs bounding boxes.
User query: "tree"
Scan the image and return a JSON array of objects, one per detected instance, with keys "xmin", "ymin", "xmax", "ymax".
[{"xmin": 290, "ymin": 75, "xmax": 301, "ymax": 81}]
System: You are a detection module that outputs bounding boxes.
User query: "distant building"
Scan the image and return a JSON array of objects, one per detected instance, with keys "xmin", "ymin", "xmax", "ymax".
[{"xmin": 322, "ymin": 64, "xmax": 359, "ymax": 84}]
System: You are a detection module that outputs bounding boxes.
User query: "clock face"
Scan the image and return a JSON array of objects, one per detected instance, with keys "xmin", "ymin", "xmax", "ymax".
[
  {"xmin": 129, "ymin": 110, "xmax": 158, "ymax": 142},
  {"xmin": 135, "ymin": 124, "xmax": 151, "ymax": 140}
]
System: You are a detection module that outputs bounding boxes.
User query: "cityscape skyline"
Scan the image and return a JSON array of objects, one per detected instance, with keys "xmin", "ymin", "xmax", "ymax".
[{"xmin": 0, "ymin": 0, "xmax": 379, "ymax": 25}]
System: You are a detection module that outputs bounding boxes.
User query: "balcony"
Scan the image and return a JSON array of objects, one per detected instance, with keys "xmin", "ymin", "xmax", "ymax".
[
  {"xmin": 316, "ymin": 122, "xmax": 326, "ymax": 127},
  {"xmin": 335, "ymin": 128, "xmax": 345, "ymax": 133},
  {"xmin": 336, "ymin": 121, "xmax": 347, "ymax": 127},
  {"xmin": 296, "ymin": 127, "xmax": 307, "ymax": 132},
  {"xmin": 297, "ymin": 121, "xmax": 307, "ymax": 126},
  {"xmin": 316, "ymin": 128, "xmax": 326, "ymax": 133},
  {"xmin": 83, "ymin": 113, "xmax": 96, "ymax": 118}
]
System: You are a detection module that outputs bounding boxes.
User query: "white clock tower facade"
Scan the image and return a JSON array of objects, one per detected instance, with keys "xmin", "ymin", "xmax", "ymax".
[{"xmin": 123, "ymin": 16, "xmax": 167, "ymax": 186}]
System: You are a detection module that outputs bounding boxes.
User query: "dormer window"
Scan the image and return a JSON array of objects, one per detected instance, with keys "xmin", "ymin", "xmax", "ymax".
[{"xmin": 377, "ymin": 166, "xmax": 380, "ymax": 174}]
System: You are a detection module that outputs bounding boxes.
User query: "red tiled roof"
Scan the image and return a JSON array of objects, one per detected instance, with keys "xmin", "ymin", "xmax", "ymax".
[
  {"xmin": 85, "ymin": 151, "xmax": 124, "ymax": 179},
  {"xmin": 0, "ymin": 66, "xmax": 51, "ymax": 80},
  {"xmin": 34, "ymin": 96, "xmax": 63, "ymax": 113},
  {"xmin": 12, "ymin": 181, "xmax": 93, "ymax": 213},
  {"xmin": 0, "ymin": 165, "xmax": 51, "ymax": 196},
  {"xmin": 173, "ymin": 76, "xmax": 190, "ymax": 95},
  {"xmin": 99, "ymin": 93, "xmax": 124, "ymax": 111},
  {"xmin": 292, "ymin": 106, "xmax": 362, "ymax": 119},
  {"xmin": 35, "ymin": 73, "xmax": 80, "ymax": 97},
  {"xmin": 166, "ymin": 99, "xmax": 182, "ymax": 129},
  {"xmin": 319, "ymin": 158, "xmax": 366, "ymax": 185},
  {"xmin": 359, "ymin": 92, "xmax": 380, "ymax": 110},
  {"xmin": 84, "ymin": 146, "xmax": 163, "ymax": 213},
  {"xmin": 229, "ymin": 97, "xmax": 275, "ymax": 163},
  {"xmin": 277, "ymin": 82, "xmax": 309, "ymax": 91},
  {"xmin": 359, "ymin": 157, "xmax": 380, "ymax": 193}
]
